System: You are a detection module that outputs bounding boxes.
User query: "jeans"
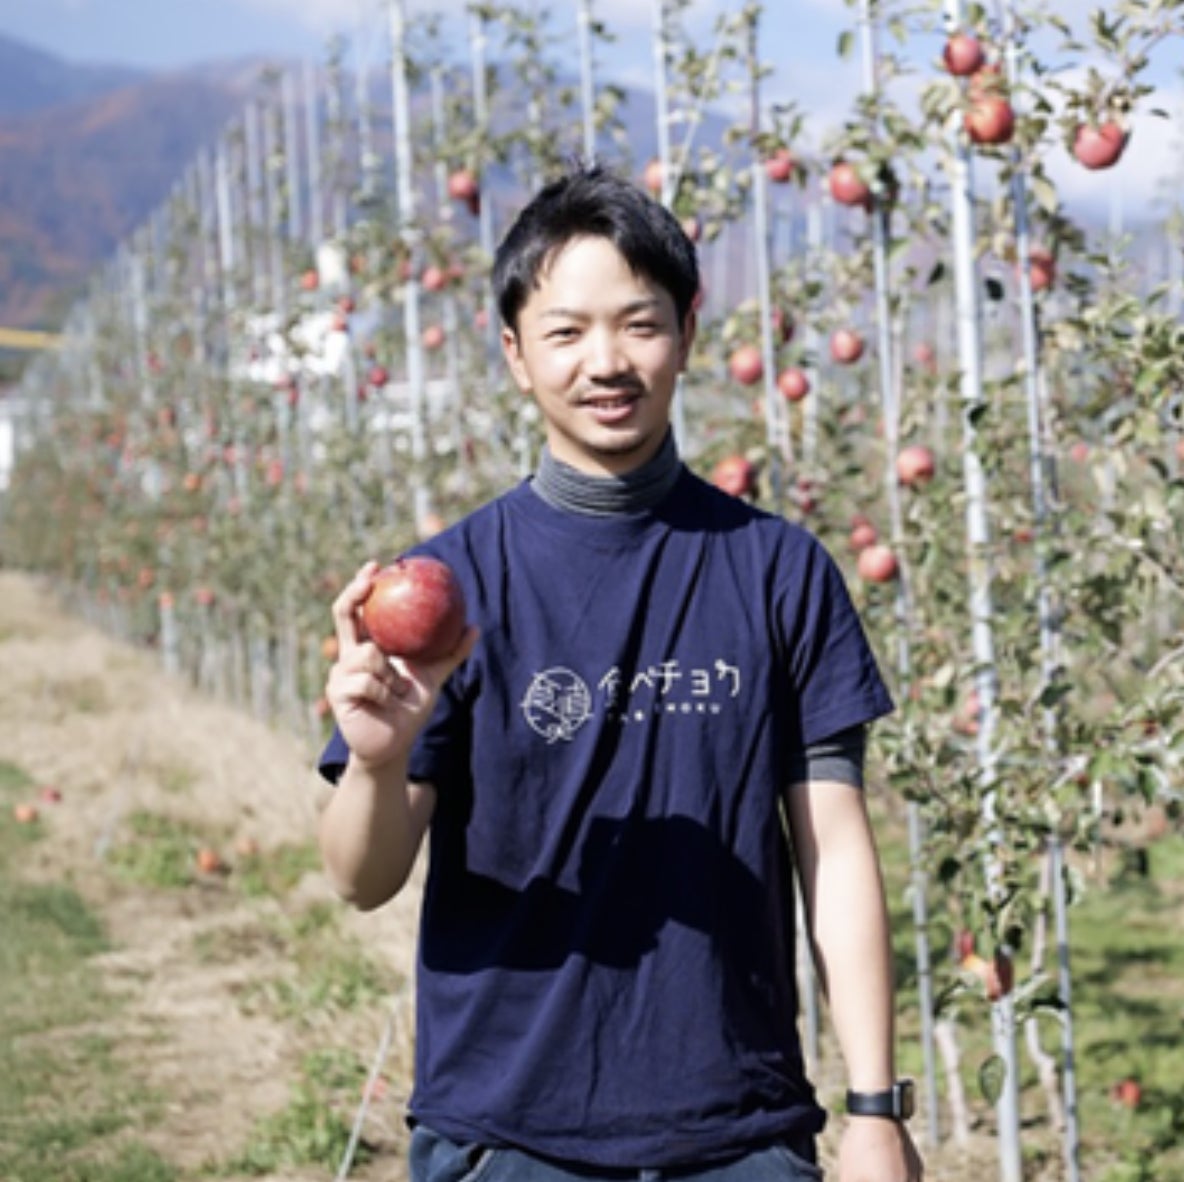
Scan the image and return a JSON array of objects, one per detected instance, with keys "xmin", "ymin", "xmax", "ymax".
[{"xmin": 409, "ymin": 1123, "xmax": 823, "ymax": 1182}]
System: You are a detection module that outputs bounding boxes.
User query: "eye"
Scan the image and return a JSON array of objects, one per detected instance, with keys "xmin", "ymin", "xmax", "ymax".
[
  {"xmin": 545, "ymin": 326, "xmax": 579, "ymax": 341},
  {"xmin": 627, "ymin": 320, "xmax": 660, "ymax": 335}
]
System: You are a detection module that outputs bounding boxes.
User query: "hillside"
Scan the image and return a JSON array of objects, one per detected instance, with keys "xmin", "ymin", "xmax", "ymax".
[
  {"xmin": 0, "ymin": 36, "xmax": 262, "ymax": 333},
  {"xmin": 0, "ymin": 32, "xmax": 145, "ymax": 117}
]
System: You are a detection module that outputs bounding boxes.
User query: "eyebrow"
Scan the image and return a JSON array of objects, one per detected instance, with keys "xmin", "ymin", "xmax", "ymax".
[{"xmin": 538, "ymin": 298, "xmax": 665, "ymax": 321}]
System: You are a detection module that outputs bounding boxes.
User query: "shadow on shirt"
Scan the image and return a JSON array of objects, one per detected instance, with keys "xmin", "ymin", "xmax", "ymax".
[{"xmin": 421, "ymin": 811, "xmax": 794, "ymax": 977}]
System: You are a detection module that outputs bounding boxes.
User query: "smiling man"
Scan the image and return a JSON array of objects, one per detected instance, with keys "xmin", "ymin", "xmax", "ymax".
[{"xmin": 316, "ymin": 166, "xmax": 922, "ymax": 1182}]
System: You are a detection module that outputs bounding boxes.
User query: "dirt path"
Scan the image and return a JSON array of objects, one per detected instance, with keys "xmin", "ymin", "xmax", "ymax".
[{"xmin": 0, "ymin": 570, "xmax": 421, "ymax": 1180}]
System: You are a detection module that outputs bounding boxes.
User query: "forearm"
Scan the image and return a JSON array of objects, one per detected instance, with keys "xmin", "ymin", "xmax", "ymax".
[
  {"xmin": 318, "ymin": 753, "xmax": 430, "ymax": 910},
  {"xmin": 789, "ymin": 782, "xmax": 897, "ymax": 1090}
]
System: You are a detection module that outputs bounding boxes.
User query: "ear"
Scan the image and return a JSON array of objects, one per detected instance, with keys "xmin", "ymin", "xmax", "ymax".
[
  {"xmin": 501, "ymin": 326, "xmax": 532, "ymax": 394},
  {"xmin": 677, "ymin": 310, "xmax": 698, "ymax": 372}
]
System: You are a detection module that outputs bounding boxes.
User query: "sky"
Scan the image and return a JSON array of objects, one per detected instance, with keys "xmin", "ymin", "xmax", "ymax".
[{"xmin": 1, "ymin": 0, "xmax": 1181, "ymax": 225}]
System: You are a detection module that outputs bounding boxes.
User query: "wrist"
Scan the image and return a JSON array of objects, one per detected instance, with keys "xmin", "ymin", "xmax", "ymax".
[
  {"xmin": 845, "ymin": 1078, "xmax": 915, "ymax": 1121},
  {"xmin": 347, "ymin": 750, "xmax": 409, "ymax": 783}
]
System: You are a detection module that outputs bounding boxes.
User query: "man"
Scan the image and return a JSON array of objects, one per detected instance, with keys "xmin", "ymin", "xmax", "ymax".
[{"xmin": 318, "ymin": 166, "xmax": 922, "ymax": 1182}]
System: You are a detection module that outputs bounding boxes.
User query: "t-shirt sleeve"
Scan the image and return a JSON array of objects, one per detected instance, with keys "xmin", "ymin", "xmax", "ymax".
[
  {"xmin": 781, "ymin": 535, "xmax": 894, "ymax": 747},
  {"xmin": 318, "ymin": 726, "xmax": 350, "ymax": 785}
]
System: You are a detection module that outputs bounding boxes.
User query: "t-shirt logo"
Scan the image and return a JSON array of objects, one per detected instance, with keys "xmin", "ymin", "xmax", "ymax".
[{"xmin": 521, "ymin": 667, "xmax": 593, "ymax": 743}]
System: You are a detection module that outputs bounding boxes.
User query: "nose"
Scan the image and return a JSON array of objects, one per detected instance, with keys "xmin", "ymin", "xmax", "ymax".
[{"xmin": 584, "ymin": 325, "xmax": 627, "ymax": 379}]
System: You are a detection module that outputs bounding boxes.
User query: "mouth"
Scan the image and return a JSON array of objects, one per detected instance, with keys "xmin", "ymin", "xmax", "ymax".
[
  {"xmin": 580, "ymin": 391, "xmax": 641, "ymax": 425},
  {"xmin": 581, "ymin": 394, "xmax": 638, "ymax": 410}
]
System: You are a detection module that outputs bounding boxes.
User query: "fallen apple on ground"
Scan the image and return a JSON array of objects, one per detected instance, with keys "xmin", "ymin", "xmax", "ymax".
[
  {"xmin": 361, "ymin": 556, "xmax": 468, "ymax": 662},
  {"xmin": 195, "ymin": 847, "xmax": 223, "ymax": 874}
]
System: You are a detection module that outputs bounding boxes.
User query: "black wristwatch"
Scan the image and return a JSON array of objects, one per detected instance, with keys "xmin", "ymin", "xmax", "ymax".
[{"xmin": 846, "ymin": 1079, "xmax": 915, "ymax": 1121}]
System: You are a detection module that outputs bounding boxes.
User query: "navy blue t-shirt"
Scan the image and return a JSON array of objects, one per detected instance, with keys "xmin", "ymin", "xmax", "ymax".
[{"xmin": 320, "ymin": 468, "xmax": 893, "ymax": 1169}]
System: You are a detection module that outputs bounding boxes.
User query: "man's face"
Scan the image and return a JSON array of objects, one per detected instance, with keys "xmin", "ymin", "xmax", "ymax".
[{"xmin": 501, "ymin": 235, "xmax": 696, "ymax": 476}]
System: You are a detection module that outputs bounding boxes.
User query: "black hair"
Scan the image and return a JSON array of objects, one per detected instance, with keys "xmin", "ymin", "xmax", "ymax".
[{"xmin": 492, "ymin": 165, "xmax": 700, "ymax": 333}]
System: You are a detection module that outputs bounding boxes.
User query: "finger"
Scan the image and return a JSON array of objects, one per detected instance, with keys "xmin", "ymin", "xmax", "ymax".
[
  {"xmin": 329, "ymin": 667, "xmax": 400, "ymax": 711},
  {"xmin": 401, "ymin": 624, "xmax": 482, "ymax": 685},
  {"xmin": 331, "ymin": 561, "xmax": 380, "ymax": 655}
]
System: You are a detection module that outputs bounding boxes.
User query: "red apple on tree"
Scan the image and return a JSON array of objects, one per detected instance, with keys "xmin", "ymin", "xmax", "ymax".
[
  {"xmin": 764, "ymin": 147, "xmax": 795, "ymax": 183},
  {"xmin": 642, "ymin": 158, "xmax": 664, "ymax": 196},
  {"xmin": 943, "ymin": 32, "xmax": 986, "ymax": 77},
  {"xmin": 828, "ymin": 161, "xmax": 871, "ymax": 208},
  {"xmin": 448, "ymin": 168, "xmax": 480, "ymax": 214},
  {"xmin": 1111, "ymin": 1077, "xmax": 1142, "ymax": 1109},
  {"xmin": 361, "ymin": 556, "xmax": 468, "ymax": 662},
  {"xmin": 857, "ymin": 544, "xmax": 898, "ymax": 583},
  {"xmin": 896, "ymin": 444, "xmax": 936, "ymax": 487},
  {"xmin": 728, "ymin": 344, "xmax": 764, "ymax": 386},
  {"xmin": 422, "ymin": 325, "xmax": 446, "ymax": 351},
  {"xmin": 955, "ymin": 929, "xmax": 977, "ymax": 961},
  {"xmin": 965, "ymin": 96, "xmax": 1015, "ymax": 145},
  {"xmin": 711, "ymin": 454, "xmax": 756, "ymax": 498},
  {"xmin": 1028, "ymin": 245, "xmax": 1056, "ymax": 292},
  {"xmin": 1073, "ymin": 120, "xmax": 1128, "ymax": 170},
  {"xmin": 912, "ymin": 341, "xmax": 937, "ymax": 372},
  {"xmin": 849, "ymin": 521, "xmax": 878, "ymax": 552},
  {"xmin": 771, "ymin": 307, "xmax": 795, "ymax": 344},
  {"xmin": 421, "ymin": 265, "xmax": 448, "ymax": 292},
  {"xmin": 985, "ymin": 950, "xmax": 1014, "ymax": 1001},
  {"xmin": 777, "ymin": 367, "xmax": 810, "ymax": 403},
  {"xmin": 830, "ymin": 328, "xmax": 865, "ymax": 365}
]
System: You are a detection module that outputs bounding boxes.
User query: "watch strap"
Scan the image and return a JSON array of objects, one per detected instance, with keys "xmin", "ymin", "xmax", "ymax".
[{"xmin": 846, "ymin": 1078, "xmax": 915, "ymax": 1120}]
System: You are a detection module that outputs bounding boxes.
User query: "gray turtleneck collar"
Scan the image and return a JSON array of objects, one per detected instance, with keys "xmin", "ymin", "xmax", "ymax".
[{"xmin": 530, "ymin": 430, "xmax": 682, "ymax": 516}]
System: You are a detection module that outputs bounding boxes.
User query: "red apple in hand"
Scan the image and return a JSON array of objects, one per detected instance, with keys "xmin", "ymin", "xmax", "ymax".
[{"xmin": 361, "ymin": 556, "xmax": 468, "ymax": 662}]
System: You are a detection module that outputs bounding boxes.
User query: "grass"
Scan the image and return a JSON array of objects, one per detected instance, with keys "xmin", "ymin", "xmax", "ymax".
[
  {"xmin": 0, "ymin": 760, "xmax": 381, "ymax": 1181},
  {"xmin": 876, "ymin": 797, "xmax": 1184, "ymax": 1181},
  {"xmin": 105, "ymin": 810, "xmax": 229, "ymax": 889},
  {"xmin": 213, "ymin": 1049, "xmax": 374, "ymax": 1176},
  {"xmin": 0, "ymin": 761, "xmax": 177, "ymax": 1182},
  {"xmin": 231, "ymin": 900, "xmax": 394, "ymax": 1024}
]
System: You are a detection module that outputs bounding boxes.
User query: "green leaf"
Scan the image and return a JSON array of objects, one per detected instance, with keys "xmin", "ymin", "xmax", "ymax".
[
  {"xmin": 837, "ymin": 30, "xmax": 854, "ymax": 59},
  {"xmin": 1029, "ymin": 174, "xmax": 1059, "ymax": 214},
  {"xmin": 978, "ymin": 1054, "xmax": 1008, "ymax": 1105}
]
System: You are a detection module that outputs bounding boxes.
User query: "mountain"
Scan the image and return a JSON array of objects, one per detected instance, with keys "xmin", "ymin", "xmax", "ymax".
[
  {"xmin": 0, "ymin": 36, "xmax": 264, "ymax": 337},
  {"xmin": 0, "ymin": 32, "xmax": 147, "ymax": 117}
]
